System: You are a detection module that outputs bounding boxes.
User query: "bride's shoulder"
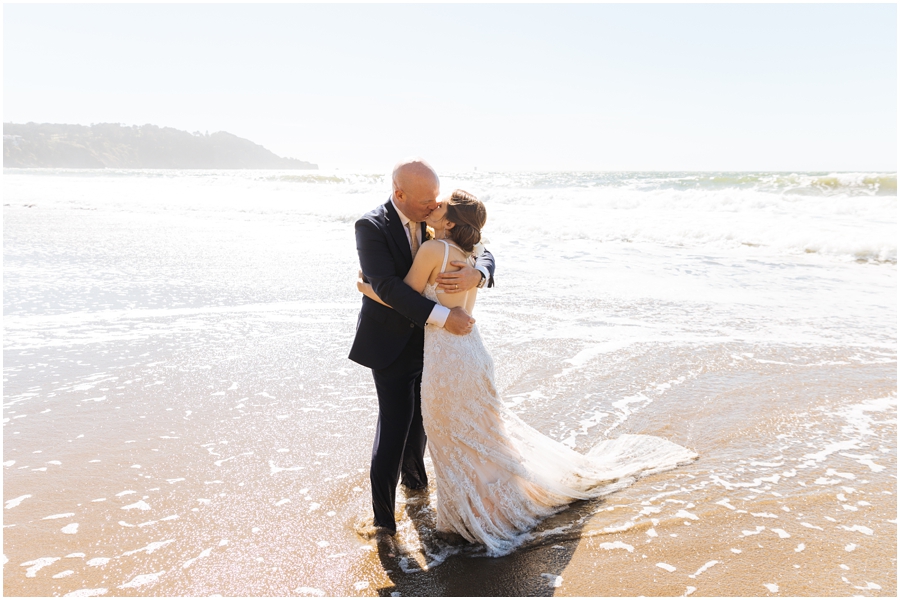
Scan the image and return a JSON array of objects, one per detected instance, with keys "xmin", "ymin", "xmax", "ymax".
[
  {"xmin": 417, "ymin": 239, "xmax": 447, "ymax": 259},
  {"xmin": 420, "ymin": 239, "xmax": 446, "ymax": 251}
]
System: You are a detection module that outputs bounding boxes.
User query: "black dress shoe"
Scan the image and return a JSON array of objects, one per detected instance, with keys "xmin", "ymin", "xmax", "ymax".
[
  {"xmin": 373, "ymin": 521, "xmax": 396, "ymax": 536},
  {"xmin": 401, "ymin": 479, "xmax": 428, "ymax": 491}
]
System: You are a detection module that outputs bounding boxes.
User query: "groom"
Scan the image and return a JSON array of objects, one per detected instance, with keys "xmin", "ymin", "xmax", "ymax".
[{"xmin": 349, "ymin": 158, "xmax": 495, "ymax": 534}]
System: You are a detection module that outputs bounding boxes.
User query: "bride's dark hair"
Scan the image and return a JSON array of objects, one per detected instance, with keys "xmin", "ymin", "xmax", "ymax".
[{"xmin": 446, "ymin": 189, "xmax": 487, "ymax": 253}]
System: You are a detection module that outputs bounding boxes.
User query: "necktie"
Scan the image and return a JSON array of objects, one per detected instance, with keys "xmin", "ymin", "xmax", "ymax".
[{"xmin": 407, "ymin": 221, "xmax": 420, "ymax": 259}]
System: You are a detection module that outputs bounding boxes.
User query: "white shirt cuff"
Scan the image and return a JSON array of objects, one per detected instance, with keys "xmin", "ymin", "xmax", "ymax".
[
  {"xmin": 476, "ymin": 266, "xmax": 490, "ymax": 283},
  {"xmin": 427, "ymin": 304, "xmax": 451, "ymax": 328}
]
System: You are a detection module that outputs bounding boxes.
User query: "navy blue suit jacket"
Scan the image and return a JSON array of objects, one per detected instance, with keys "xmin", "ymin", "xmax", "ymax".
[{"xmin": 349, "ymin": 198, "xmax": 495, "ymax": 370}]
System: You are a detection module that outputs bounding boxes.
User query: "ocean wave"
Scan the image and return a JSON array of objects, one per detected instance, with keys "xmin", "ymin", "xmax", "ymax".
[
  {"xmin": 479, "ymin": 185, "xmax": 897, "ymax": 264},
  {"xmin": 6, "ymin": 168, "xmax": 893, "ymax": 197},
  {"xmin": 4, "ymin": 169, "xmax": 894, "ymax": 264},
  {"xmin": 265, "ymin": 173, "xmax": 386, "ymax": 185},
  {"xmin": 753, "ymin": 173, "xmax": 896, "ymax": 197},
  {"xmin": 442, "ymin": 171, "xmax": 897, "ymax": 197}
]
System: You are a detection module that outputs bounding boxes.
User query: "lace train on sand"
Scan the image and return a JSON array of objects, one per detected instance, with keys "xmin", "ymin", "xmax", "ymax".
[{"xmin": 420, "ymin": 283, "xmax": 698, "ymax": 556}]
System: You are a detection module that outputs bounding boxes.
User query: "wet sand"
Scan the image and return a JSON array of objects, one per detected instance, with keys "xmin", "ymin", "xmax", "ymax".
[
  {"xmin": 9, "ymin": 340, "xmax": 893, "ymax": 597},
  {"xmin": 386, "ymin": 487, "xmax": 895, "ymax": 597}
]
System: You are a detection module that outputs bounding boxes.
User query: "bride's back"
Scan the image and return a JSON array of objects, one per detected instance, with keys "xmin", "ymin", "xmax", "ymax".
[{"xmin": 425, "ymin": 239, "xmax": 477, "ymax": 313}]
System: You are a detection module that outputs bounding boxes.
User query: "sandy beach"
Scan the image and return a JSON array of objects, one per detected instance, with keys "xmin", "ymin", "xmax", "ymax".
[{"xmin": 3, "ymin": 169, "xmax": 896, "ymax": 597}]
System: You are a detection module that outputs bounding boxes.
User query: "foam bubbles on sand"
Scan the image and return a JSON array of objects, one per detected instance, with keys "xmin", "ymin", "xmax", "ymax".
[
  {"xmin": 64, "ymin": 589, "xmax": 108, "ymax": 597},
  {"xmin": 269, "ymin": 460, "xmax": 303, "ymax": 475},
  {"xmin": 763, "ymin": 583, "xmax": 779, "ymax": 592},
  {"xmin": 295, "ymin": 587, "xmax": 326, "ymax": 596},
  {"xmin": 43, "ymin": 513, "xmax": 75, "ymax": 520},
  {"xmin": 182, "ymin": 548, "xmax": 212, "ymax": 569},
  {"xmin": 771, "ymin": 528, "xmax": 791, "ymax": 538},
  {"xmin": 5, "ymin": 495, "xmax": 31, "ymax": 509},
  {"xmin": 675, "ymin": 509, "xmax": 699, "ymax": 521},
  {"xmin": 21, "ymin": 557, "xmax": 59, "ymax": 577},
  {"xmin": 596, "ymin": 541, "xmax": 634, "ymax": 552},
  {"xmin": 61, "ymin": 523, "xmax": 79, "ymax": 534},
  {"xmin": 689, "ymin": 560, "xmax": 719, "ymax": 578},
  {"xmin": 53, "ymin": 570, "xmax": 75, "ymax": 578},
  {"xmin": 122, "ymin": 540, "xmax": 174, "ymax": 556},
  {"xmin": 118, "ymin": 571, "xmax": 164, "ymax": 589},
  {"xmin": 840, "ymin": 525, "xmax": 873, "ymax": 535},
  {"xmin": 857, "ymin": 581, "xmax": 882, "ymax": 590},
  {"xmin": 716, "ymin": 498, "xmax": 736, "ymax": 510},
  {"xmin": 541, "ymin": 573, "xmax": 564, "ymax": 587},
  {"xmin": 86, "ymin": 558, "xmax": 111, "ymax": 567},
  {"xmin": 751, "ymin": 512, "xmax": 779, "ymax": 519},
  {"xmin": 656, "ymin": 562, "xmax": 677, "ymax": 572}
]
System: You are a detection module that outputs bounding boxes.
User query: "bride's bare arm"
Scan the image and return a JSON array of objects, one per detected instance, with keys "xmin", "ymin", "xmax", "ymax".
[
  {"xmin": 465, "ymin": 288, "xmax": 477, "ymax": 314},
  {"xmin": 402, "ymin": 241, "xmax": 443, "ymax": 293},
  {"xmin": 356, "ymin": 242, "xmax": 443, "ymax": 306},
  {"xmin": 357, "ymin": 270, "xmax": 391, "ymax": 307}
]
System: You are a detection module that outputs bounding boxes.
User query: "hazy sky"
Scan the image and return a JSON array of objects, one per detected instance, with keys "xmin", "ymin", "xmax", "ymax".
[{"xmin": 4, "ymin": 3, "xmax": 896, "ymax": 171}]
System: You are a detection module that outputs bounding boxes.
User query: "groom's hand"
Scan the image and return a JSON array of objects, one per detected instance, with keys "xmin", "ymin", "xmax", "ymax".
[
  {"xmin": 436, "ymin": 262, "xmax": 483, "ymax": 293},
  {"xmin": 444, "ymin": 306, "xmax": 475, "ymax": 336}
]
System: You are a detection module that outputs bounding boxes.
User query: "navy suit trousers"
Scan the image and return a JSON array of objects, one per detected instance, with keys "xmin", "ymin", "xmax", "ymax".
[{"xmin": 369, "ymin": 328, "xmax": 428, "ymax": 531}]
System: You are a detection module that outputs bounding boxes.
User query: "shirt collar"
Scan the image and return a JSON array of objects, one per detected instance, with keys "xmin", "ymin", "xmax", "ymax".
[{"xmin": 390, "ymin": 195, "xmax": 413, "ymax": 226}]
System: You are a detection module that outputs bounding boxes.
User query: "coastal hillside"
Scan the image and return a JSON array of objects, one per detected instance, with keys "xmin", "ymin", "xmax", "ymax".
[{"xmin": 3, "ymin": 122, "xmax": 317, "ymax": 169}]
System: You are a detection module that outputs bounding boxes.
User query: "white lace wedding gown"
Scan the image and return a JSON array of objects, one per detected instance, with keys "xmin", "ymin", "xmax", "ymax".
[{"xmin": 420, "ymin": 241, "xmax": 698, "ymax": 556}]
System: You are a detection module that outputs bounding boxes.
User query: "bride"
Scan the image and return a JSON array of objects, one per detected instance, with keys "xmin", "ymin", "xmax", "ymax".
[{"xmin": 357, "ymin": 189, "xmax": 697, "ymax": 556}]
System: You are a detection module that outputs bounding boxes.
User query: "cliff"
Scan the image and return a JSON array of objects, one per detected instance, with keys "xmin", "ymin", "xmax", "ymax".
[{"xmin": 3, "ymin": 122, "xmax": 317, "ymax": 169}]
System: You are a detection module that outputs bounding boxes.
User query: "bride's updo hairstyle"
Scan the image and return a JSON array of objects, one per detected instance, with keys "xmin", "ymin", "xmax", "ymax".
[{"xmin": 445, "ymin": 189, "xmax": 487, "ymax": 253}]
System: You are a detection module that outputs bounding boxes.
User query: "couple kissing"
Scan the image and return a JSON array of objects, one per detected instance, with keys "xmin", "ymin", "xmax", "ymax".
[{"xmin": 349, "ymin": 157, "xmax": 697, "ymax": 556}]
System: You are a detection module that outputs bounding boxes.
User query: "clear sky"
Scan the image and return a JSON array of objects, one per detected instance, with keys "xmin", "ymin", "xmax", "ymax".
[{"xmin": 3, "ymin": 2, "xmax": 896, "ymax": 171}]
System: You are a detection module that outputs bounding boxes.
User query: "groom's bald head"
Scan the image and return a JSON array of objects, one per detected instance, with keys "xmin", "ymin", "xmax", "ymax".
[{"xmin": 392, "ymin": 157, "xmax": 440, "ymax": 221}]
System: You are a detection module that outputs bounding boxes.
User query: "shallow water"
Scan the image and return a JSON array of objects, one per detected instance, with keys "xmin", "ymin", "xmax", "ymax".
[{"xmin": 3, "ymin": 169, "xmax": 896, "ymax": 596}]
